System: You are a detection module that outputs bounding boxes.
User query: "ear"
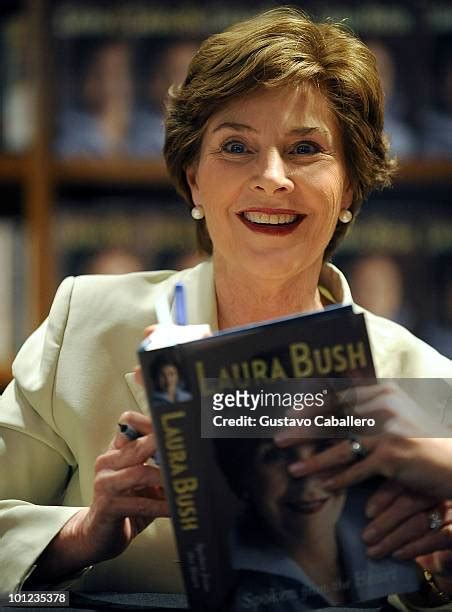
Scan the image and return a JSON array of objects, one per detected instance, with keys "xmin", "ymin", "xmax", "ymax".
[{"xmin": 185, "ymin": 164, "xmax": 201, "ymax": 206}]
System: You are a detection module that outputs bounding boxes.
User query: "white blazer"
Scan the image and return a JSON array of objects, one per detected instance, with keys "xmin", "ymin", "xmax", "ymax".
[{"xmin": 1, "ymin": 260, "xmax": 451, "ymax": 594}]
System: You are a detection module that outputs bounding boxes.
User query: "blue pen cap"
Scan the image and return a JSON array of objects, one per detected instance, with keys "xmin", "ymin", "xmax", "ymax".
[{"xmin": 174, "ymin": 282, "xmax": 187, "ymax": 326}]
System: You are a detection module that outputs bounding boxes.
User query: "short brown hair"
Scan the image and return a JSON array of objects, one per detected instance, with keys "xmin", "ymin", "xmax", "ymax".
[{"xmin": 164, "ymin": 7, "xmax": 396, "ymax": 259}]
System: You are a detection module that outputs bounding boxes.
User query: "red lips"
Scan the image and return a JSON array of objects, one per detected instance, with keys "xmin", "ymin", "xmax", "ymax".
[{"xmin": 238, "ymin": 208, "xmax": 305, "ymax": 236}]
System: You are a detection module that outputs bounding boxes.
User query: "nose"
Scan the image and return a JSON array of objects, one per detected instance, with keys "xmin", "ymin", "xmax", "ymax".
[{"xmin": 250, "ymin": 149, "xmax": 294, "ymax": 196}]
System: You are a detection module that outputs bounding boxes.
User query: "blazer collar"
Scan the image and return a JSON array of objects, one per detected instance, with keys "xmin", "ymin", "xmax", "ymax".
[
  {"xmin": 319, "ymin": 262, "xmax": 354, "ymax": 306},
  {"xmin": 168, "ymin": 259, "xmax": 353, "ymax": 324},
  {"xmin": 125, "ymin": 260, "xmax": 354, "ymax": 412}
]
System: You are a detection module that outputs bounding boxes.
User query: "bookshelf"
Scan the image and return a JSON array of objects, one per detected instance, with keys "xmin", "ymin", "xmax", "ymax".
[
  {"xmin": 0, "ymin": 154, "xmax": 31, "ymax": 179},
  {"xmin": 0, "ymin": 368, "xmax": 12, "ymax": 386},
  {"xmin": 53, "ymin": 158, "xmax": 169, "ymax": 185},
  {"xmin": 0, "ymin": 0, "xmax": 452, "ymax": 389}
]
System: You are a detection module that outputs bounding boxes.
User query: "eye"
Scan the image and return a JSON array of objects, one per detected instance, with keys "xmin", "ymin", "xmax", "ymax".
[
  {"xmin": 221, "ymin": 140, "xmax": 248, "ymax": 154},
  {"xmin": 291, "ymin": 141, "xmax": 322, "ymax": 155}
]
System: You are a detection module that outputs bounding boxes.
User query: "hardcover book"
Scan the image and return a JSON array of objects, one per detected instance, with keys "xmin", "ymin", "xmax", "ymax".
[{"xmin": 138, "ymin": 305, "xmax": 418, "ymax": 611}]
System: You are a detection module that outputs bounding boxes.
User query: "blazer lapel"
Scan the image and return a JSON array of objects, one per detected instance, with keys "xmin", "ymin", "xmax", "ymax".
[
  {"xmin": 124, "ymin": 260, "xmax": 218, "ymax": 415},
  {"xmin": 124, "ymin": 371, "xmax": 149, "ymax": 415}
]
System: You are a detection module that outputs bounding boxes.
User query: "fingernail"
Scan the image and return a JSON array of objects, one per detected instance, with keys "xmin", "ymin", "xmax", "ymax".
[
  {"xmin": 366, "ymin": 504, "xmax": 377, "ymax": 519},
  {"xmin": 288, "ymin": 462, "xmax": 305, "ymax": 476},
  {"xmin": 362, "ymin": 528, "xmax": 376, "ymax": 544}
]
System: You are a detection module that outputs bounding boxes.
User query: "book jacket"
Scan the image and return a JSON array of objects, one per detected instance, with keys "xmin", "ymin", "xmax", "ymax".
[{"xmin": 138, "ymin": 305, "xmax": 418, "ymax": 611}]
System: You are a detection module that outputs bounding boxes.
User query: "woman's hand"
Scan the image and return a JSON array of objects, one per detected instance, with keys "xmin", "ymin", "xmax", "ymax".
[
  {"xmin": 358, "ymin": 481, "xmax": 443, "ymax": 558},
  {"xmin": 77, "ymin": 410, "xmax": 169, "ymax": 562},
  {"xmin": 360, "ymin": 481, "xmax": 452, "ymax": 595},
  {"xmin": 274, "ymin": 382, "xmax": 452, "ymax": 595},
  {"xmin": 280, "ymin": 383, "xmax": 452, "ymax": 499},
  {"xmin": 31, "ymin": 411, "xmax": 168, "ymax": 583}
]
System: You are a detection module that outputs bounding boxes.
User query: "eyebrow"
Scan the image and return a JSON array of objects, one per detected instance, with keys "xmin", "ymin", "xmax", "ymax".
[
  {"xmin": 211, "ymin": 122, "xmax": 331, "ymax": 139},
  {"xmin": 212, "ymin": 121, "xmax": 258, "ymax": 134}
]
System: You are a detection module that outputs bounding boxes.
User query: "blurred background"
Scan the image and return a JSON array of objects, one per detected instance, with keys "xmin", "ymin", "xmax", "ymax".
[{"xmin": 0, "ymin": 0, "xmax": 451, "ymax": 388}]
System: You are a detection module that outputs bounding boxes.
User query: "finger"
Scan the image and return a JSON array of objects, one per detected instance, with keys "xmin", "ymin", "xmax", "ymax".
[
  {"xmin": 365, "ymin": 481, "xmax": 406, "ymax": 518},
  {"xmin": 130, "ymin": 484, "xmax": 166, "ymax": 502},
  {"xmin": 95, "ymin": 464, "xmax": 162, "ymax": 496},
  {"xmin": 288, "ymin": 437, "xmax": 375, "ymax": 478},
  {"xmin": 394, "ymin": 525, "xmax": 452, "ymax": 560},
  {"xmin": 363, "ymin": 492, "xmax": 437, "ymax": 546},
  {"xmin": 104, "ymin": 495, "xmax": 170, "ymax": 519},
  {"xmin": 112, "ymin": 412, "xmax": 153, "ymax": 450},
  {"xmin": 338, "ymin": 382, "xmax": 400, "ymax": 405},
  {"xmin": 365, "ymin": 510, "xmax": 433, "ymax": 559},
  {"xmin": 367, "ymin": 512, "xmax": 438, "ymax": 559},
  {"xmin": 98, "ymin": 434, "xmax": 157, "ymax": 470},
  {"xmin": 286, "ymin": 440, "xmax": 348, "ymax": 475},
  {"xmin": 320, "ymin": 454, "xmax": 381, "ymax": 493},
  {"xmin": 143, "ymin": 325, "xmax": 158, "ymax": 339}
]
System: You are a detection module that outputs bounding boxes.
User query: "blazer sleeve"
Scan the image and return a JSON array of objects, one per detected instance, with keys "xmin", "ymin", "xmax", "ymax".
[{"xmin": 0, "ymin": 277, "xmax": 85, "ymax": 593}]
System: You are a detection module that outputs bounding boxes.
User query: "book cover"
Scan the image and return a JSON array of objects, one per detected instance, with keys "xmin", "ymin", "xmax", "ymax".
[
  {"xmin": 138, "ymin": 305, "xmax": 418, "ymax": 610},
  {"xmin": 1, "ymin": 12, "xmax": 33, "ymax": 153}
]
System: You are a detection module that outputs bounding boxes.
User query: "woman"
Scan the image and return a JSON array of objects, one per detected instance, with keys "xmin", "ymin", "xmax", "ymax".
[
  {"xmin": 0, "ymin": 6, "xmax": 451, "ymax": 607},
  {"xmin": 151, "ymin": 356, "xmax": 192, "ymax": 404},
  {"xmin": 215, "ymin": 438, "xmax": 348, "ymax": 609}
]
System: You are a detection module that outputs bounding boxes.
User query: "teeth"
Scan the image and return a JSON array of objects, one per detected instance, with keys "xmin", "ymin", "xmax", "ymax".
[{"xmin": 243, "ymin": 212, "xmax": 297, "ymax": 224}]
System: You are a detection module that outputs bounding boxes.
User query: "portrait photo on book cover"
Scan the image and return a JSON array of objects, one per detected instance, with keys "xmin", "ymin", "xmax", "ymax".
[
  {"xmin": 214, "ymin": 437, "xmax": 418, "ymax": 611},
  {"xmin": 149, "ymin": 353, "xmax": 193, "ymax": 406}
]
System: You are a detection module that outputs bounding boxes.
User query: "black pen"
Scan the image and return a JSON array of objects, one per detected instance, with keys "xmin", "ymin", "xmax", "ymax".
[
  {"xmin": 118, "ymin": 423, "xmax": 161, "ymax": 465},
  {"xmin": 118, "ymin": 422, "xmax": 143, "ymax": 441}
]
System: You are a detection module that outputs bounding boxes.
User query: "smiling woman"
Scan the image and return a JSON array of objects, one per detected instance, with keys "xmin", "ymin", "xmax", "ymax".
[
  {"xmin": 1, "ymin": 5, "xmax": 452, "ymax": 609},
  {"xmin": 185, "ymin": 86, "xmax": 352, "ymax": 311},
  {"xmin": 164, "ymin": 8, "xmax": 395, "ymax": 327},
  {"xmin": 165, "ymin": 7, "xmax": 394, "ymax": 262},
  {"xmin": 215, "ymin": 438, "xmax": 348, "ymax": 607}
]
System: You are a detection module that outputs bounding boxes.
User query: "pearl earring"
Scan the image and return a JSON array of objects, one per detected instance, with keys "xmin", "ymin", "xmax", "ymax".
[
  {"xmin": 338, "ymin": 209, "xmax": 353, "ymax": 224},
  {"xmin": 191, "ymin": 205, "xmax": 205, "ymax": 220}
]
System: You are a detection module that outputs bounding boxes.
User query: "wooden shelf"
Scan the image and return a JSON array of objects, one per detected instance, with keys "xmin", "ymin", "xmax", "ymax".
[
  {"xmin": 396, "ymin": 160, "xmax": 452, "ymax": 183},
  {"xmin": 53, "ymin": 158, "xmax": 171, "ymax": 186},
  {"xmin": 0, "ymin": 154, "xmax": 31, "ymax": 180},
  {"xmin": 0, "ymin": 366, "xmax": 12, "ymax": 389}
]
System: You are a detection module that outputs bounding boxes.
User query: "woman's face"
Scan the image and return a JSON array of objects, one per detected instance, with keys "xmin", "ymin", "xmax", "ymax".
[
  {"xmin": 158, "ymin": 364, "xmax": 179, "ymax": 392},
  {"xmin": 186, "ymin": 85, "xmax": 352, "ymax": 281},
  {"xmin": 251, "ymin": 441, "xmax": 345, "ymax": 541}
]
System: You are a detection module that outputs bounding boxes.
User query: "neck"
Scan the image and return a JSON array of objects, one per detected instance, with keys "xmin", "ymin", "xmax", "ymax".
[{"xmin": 214, "ymin": 256, "xmax": 325, "ymax": 330}]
